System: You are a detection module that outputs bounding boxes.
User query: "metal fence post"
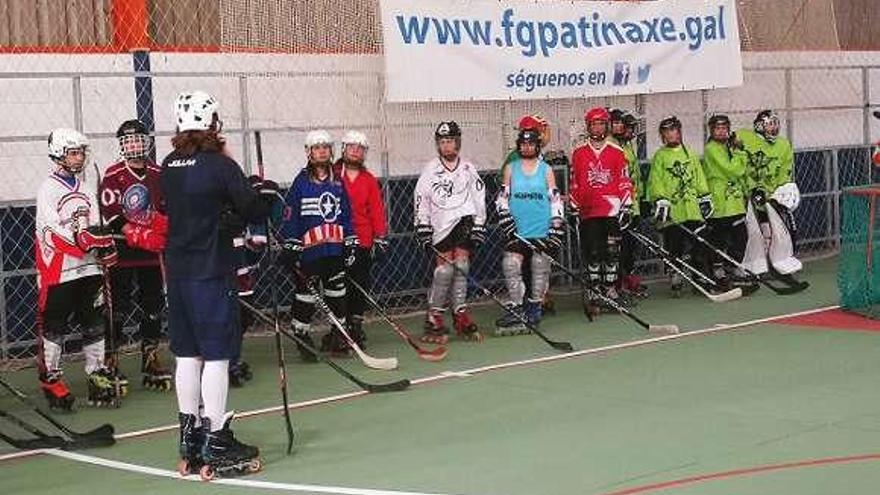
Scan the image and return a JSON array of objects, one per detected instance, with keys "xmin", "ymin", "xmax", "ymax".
[{"xmin": 238, "ymin": 76, "xmax": 252, "ymax": 175}]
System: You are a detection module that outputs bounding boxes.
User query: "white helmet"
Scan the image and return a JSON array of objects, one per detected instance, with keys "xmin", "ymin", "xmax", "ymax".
[
  {"xmin": 341, "ymin": 130, "xmax": 369, "ymax": 149},
  {"xmin": 304, "ymin": 129, "xmax": 333, "ymax": 149},
  {"xmin": 48, "ymin": 128, "xmax": 89, "ymax": 162},
  {"xmin": 175, "ymin": 91, "xmax": 219, "ymax": 132}
]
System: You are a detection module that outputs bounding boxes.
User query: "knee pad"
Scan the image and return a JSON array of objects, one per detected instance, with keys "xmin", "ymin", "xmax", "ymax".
[
  {"xmin": 451, "ymin": 258, "xmax": 470, "ymax": 310},
  {"xmin": 530, "ymin": 253, "xmax": 551, "ymax": 299},
  {"xmin": 429, "ymin": 262, "xmax": 455, "ymax": 308},
  {"xmin": 502, "ymin": 252, "xmax": 525, "ymax": 304},
  {"xmin": 587, "ymin": 263, "xmax": 602, "ymax": 285},
  {"xmin": 454, "ymin": 257, "xmax": 470, "ymax": 274},
  {"xmin": 602, "ymin": 261, "xmax": 619, "ymax": 285}
]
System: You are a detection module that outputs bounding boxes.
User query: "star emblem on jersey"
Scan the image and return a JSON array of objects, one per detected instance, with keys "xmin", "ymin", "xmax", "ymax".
[{"xmin": 319, "ymin": 192, "xmax": 339, "ymax": 222}]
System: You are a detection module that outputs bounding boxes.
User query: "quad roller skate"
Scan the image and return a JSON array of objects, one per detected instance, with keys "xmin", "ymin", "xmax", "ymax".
[
  {"xmin": 142, "ymin": 341, "xmax": 173, "ymax": 391},
  {"xmin": 453, "ymin": 308, "xmax": 482, "ymax": 342},
  {"xmin": 39, "ymin": 370, "xmax": 75, "ymax": 411},
  {"xmin": 87, "ymin": 367, "xmax": 121, "ymax": 408},
  {"xmin": 421, "ymin": 310, "xmax": 449, "ymax": 345},
  {"xmin": 177, "ymin": 412, "xmax": 204, "ymax": 476},
  {"xmin": 494, "ymin": 304, "xmax": 528, "ymax": 337},
  {"xmin": 198, "ymin": 414, "xmax": 262, "ymax": 481},
  {"xmin": 228, "ymin": 361, "xmax": 253, "ymax": 388}
]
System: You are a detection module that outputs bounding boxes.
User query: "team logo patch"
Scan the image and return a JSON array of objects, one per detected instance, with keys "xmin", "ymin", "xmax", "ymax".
[
  {"xmin": 318, "ymin": 192, "xmax": 340, "ymax": 222},
  {"xmin": 122, "ymin": 183, "xmax": 151, "ymax": 223}
]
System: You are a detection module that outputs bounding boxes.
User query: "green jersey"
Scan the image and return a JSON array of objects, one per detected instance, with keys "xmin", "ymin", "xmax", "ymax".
[
  {"xmin": 648, "ymin": 144, "xmax": 709, "ymax": 224},
  {"xmin": 736, "ymin": 129, "xmax": 794, "ymax": 195},
  {"xmin": 702, "ymin": 140, "xmax": 748, "ymax": 218},
  {"xmin": 613, "ymin": 138, "xmax": 642, "ymax": 216}
]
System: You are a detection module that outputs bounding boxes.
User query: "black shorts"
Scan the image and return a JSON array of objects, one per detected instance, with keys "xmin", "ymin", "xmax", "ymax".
[{"xmin": 435, "ymin": 216, "xmax": 474, "ymax": 252}]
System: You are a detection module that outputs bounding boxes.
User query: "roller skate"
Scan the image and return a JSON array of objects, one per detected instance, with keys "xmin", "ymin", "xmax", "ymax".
[
  {"xmin": 541, "ymin": 294, "xmax": 556, "ymax": 316},
  {"xmin": 599, "ymin": 286, "xmax": 628, "ymax": 312},
  {"xmin": 453, "ymin": 308, "xmax": 483, "ymax": 342},
  {"xmin": 321, "ymin": 329, "xmax": 351, "ymax": 358},
  {"xmin": 198, "ymin": 414, "xmax": 262, "ymax": 481},
  {"xmin": 621, "ymin": 274, "xmax": 649, "ymax": 298},
  {"xmin": 228, "ymin": 361, "xmax": 253, "ymax": 388},
  {"xmin": 142, "ymin": 341, "xmax": 173, "ymax": 391},
  {"xmin": 421, "ymin": 310, "xmax": 449, "ymax": 344},
  {"xmin": 670, "ymin": 273, "xmax": 683, "ymax": 299},
  {"xmin": 87, "ymin": 367, "xmax": 121, "ymax": 407},
  {"xmin": 39, "ymin": 370, "xmax": 75, "ymax": 411},
  {"xmin": 177, "ymin": 412, "xmax": 204, "ymax": 476},
  {"xmin": 524, "ymin": 300, "xmax": 543, "ymax": 327},
  {"xmin": 293, "ymin": 331, "xmax": 318, "ymax": 363},
  {"xmin": 494, "ymin": 304, "xmax": 528, "ymax": 337}
]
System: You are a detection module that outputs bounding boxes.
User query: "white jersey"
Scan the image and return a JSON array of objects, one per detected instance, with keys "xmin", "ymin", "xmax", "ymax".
[
  {"xmin": 414, "ymin": 156, "xmax": 486, "ymax": 244},
  {"xmin": 35, "ymin": 172, "xmax": 102, "ymax": 296}
]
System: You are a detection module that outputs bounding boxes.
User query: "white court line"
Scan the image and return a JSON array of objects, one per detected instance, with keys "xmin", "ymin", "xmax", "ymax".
[
  {"xmin": 47, "ymin": 449, "xmax": 463, "ymax": 495},
  {"xmin": 0, "ymin": 304, "xmax": 839, "ymax": 467}
]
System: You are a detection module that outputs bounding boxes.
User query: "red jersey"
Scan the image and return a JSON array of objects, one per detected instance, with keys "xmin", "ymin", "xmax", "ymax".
[
  {"xmin": 333, "ymin": 162, "xmax": 387, "ymax": 248},
  {"xmin": 569, "ymin": 140, "xmax": 633, "ymax": 219},
  {"xmin": 98, "ymin": 160, "xmax": 163, "ymax": 266}
]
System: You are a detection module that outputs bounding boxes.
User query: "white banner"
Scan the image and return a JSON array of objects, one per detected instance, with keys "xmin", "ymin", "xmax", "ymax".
[{"xmin": 380, "ymin": 0, "xmax": 743, "ymax": 102}]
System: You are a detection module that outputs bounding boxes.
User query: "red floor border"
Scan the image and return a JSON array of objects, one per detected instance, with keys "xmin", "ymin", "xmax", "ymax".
[{"xmin": 600, "ymin": 453, "xmax": 880, "ymax": 495}]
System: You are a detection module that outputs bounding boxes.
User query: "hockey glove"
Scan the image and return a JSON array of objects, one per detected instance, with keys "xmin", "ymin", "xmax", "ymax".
[
  {"xmin": 76, "ymin": 226, "xmax": 115, "ymax": 253},
  {"xmin": 416, "ymin": 224, "xmax": 433, "ymax": 250},
  {"xmin": 276, "ymin": 239, "xmax": 303, "ymax": 269},
  {"xmin": 122, "ymin": 212, "xmax": 168, "ymax": 253},
  {"xmin": 498, "ymin": 211, "xmax": 517, "ymax": 241},
  {"xmin": 96, "ymin": 245, "xmax": 119, "ymax": 267},
  {"xmin": 698, "ymin": 196, "xmax": 714, "ymax": 219},
  {"xmin": 750, "ymin": 189, "xmax": 767, "ymax": 207},
  {"xmin": 617, "ymin": 204, "xmax": 634, "ymax": 231},
  {"xmin": 219, "ymin": 209, "xmax": 246, "ymax": 238},
  {"xmin": 566, "ymin": 202, "xmax": 581, "ymax": 227},
  {"xmin": 469, "ymin": 224, "xmax": 486, "ymax": 250},
  {"xmin": 545, "ymin": 217, "xmax": 566, "ymax": 252},
  {"xmin": 344, "ymin": 235, "xmax": 359, "ymax": 268},
  {"xmin": 653, "ymin": 199, "xmax": 672, "ymax": 224},
  {"xmin": 771, "ymin": 182, "xmax": 801, "ymax": 211},
  {"xmin": 371, "ymin": 236, "xmax": 389, "ymax": 261}
]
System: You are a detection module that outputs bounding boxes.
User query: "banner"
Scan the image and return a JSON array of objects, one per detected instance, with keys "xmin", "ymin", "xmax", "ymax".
[{"xmin": 379, "ymin": 0, "xmax": 743, "ymax": 102}]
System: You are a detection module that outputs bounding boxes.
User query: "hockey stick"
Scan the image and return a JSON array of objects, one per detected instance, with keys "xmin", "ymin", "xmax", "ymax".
[
  {"xmin": 294, "ymin": 268, "xmax": 399, "ymax": 371},
  {"xmin": 429, "ymin": 246, "xmax": 574, "ymax": 352},
  {"xmin": 255, "ymin": 131, "xmax": 295, "ymax": 455},
  {"xmin": 571, "ymin": 219, "xmax": 595, "ymax": 322},
  {"xmin": 514, "ymin": 235, "xmax": 679, "ymax": 334},
  {"xmin": 92, "ymin": 163, "xmax": 122, "ymax": 407},
  {"xmin": 627, "ymin": 230, "xmax": 742, "ymax": 303},
  {"xmin": 346, "ymin": 277, "xmax": 448, "ymax": 362},
  {"xmin": 238, "ymin": 299, "xmax": 410, "ymax": 393},
  {"xmin": 0, "ymin": 376, "xmax": 115, "ymax": 448},
  {"xmin": 675, "ymin": 223, "xmax": 807, "ymax": 295},
  {"xmin": 0, "ymin": 409, "xmax": 67, "ymax": 449}
]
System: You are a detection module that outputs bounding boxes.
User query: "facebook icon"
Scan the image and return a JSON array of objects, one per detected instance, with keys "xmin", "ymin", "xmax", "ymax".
[{"xmin": 613, "ymin": 62, "xmax": 630, "ymax": 86}]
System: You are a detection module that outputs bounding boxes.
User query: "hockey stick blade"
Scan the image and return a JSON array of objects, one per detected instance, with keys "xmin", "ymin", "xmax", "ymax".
[
  {"xmin": 647, "ymin": 324, "xmax": 681, "ymax": 334},
  {"xmin": 0, "ymin": 376, "xmax": 115, "ymax": 447},
  {"xmin": 299, "ymin": 271, "xmax": 399, "ymax": 371},
  {"xmin": 239, "ymin": 299, "xmax": 410, "ymax": 393},
  {"xmin": 707, "ymin": 287, "xmax": 743, "ymax": 303},
  {"xmin": 346, "ymin": 277, "xmax": 448, "ymax": 362},
  {"xmin": 0, "ymin": 431, "xmax": 66, "ymax": 450}
]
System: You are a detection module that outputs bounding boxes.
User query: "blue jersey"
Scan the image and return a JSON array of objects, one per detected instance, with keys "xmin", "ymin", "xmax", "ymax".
[
  {"xmin": 509, "ymin": 159, "xmax": 551, "ymax": 239},
  {"xmin": 160, "ymin": 149, "xmax": 270, "ymax": 280},
  {"xmin": 279, "ymin": 169, "xmax": 353, "ymax": 264}
]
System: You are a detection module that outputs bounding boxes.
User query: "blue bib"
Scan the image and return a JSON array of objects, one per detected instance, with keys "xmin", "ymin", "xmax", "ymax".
[{"xmin": 509, "ymin": 159, "xmax": 550, "ymax": 239}]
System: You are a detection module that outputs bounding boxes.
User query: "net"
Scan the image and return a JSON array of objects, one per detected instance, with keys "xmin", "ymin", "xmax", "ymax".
[{"xmin": 839, "ymin": 186, "xmax": 880, "ymax": 318}]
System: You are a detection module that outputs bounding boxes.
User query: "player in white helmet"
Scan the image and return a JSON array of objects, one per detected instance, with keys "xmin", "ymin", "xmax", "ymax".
[{"xmin": 35, "ymin": 128, "xmax": 120, "ymax": 409}]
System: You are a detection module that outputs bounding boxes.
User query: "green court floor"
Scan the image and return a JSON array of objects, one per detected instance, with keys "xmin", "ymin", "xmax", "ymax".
[{"xmin": 3, "ymin": 258, "xmax": 879, "ymax": 495}]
